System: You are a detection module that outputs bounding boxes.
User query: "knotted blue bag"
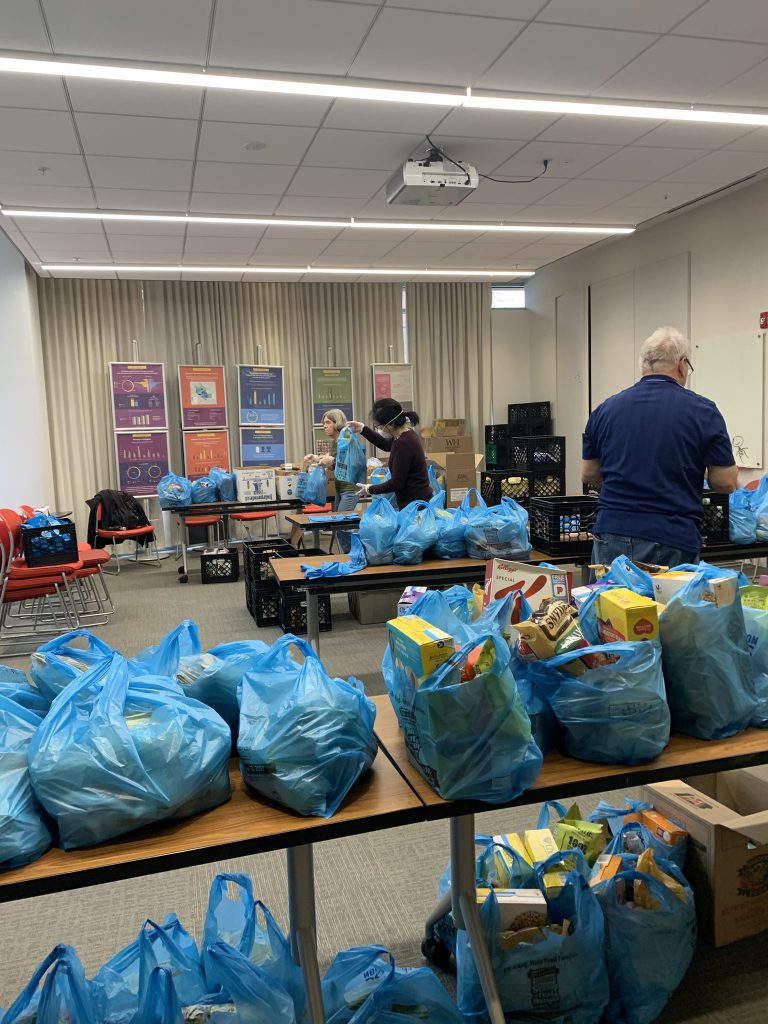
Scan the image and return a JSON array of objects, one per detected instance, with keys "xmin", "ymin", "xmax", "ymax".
[
  {"xmin": 131, "ymin": 619, "xmax": 201, "ymax": 676},
  {"xmin": 383, "ymin": 631, "xmax": 542, "ymax": 802},
  {"xmin": 730, "ymin": 488, "xmax": 757, "ymax": 544},
  {"xmin": 28, "ymin": 653, "xmax": 231, "ymax": 848},
  {"xmin": 295, "ymin": 464, "xmax": 327, "ymax": 505},
  {"xmin": 191, "ymin": 475, "xmax": 219, "ymax": 503},
  {"xmin": 0, "ymin": 696, "xmax": 51, "ymax": 869},
  {"xmin": 239, "ymin": 636, "xmax": 377, "ymax": 817},
  {"xmin": 464, "ymin": 496, "xmax": 531, "ymax": 560},
  {"xmin": 743, "ymin": 602, "xmax": 768, "ymax": 727},
  {"xmin": 347, "ymin": 965, "xmax": 464, "ymax": 1024},
  {"xmin": 209, "ymin": 466, "xmax": 236, "ymax": 502},
  {"xmin": 1, "ymin": 945, "xmax": 98, "ymax": 1024},
  {"xmin": 157, "ymin": 472, "xmax": 192, "ymax": 507},
  {"xmin": 31, "ymin": 628, "xmax": 114, "ymax": 702},
  {"xmin": 587, "ymin": 797, "xmax": 653, "ymax": 838},
  {"xmin": 393, "ymin": 499, "xmax": 439, "ymax": 565},
  {"xmin": 358, "ymin": 495, "xmax": 398, "ymax": 565},
  {"xmin": 185, "ymin": 640, "xmax": 270, "ymax": 745},
  {"xmin": 204, "ymin": 943, "xmax": 296, "ymax": 1024},
  {"xmin": 529, "ymin": 641, "xmax": 670, "ymax": 764},
  {"xmin": 322, "ymin": 946, "xmax": 402, "ymax": 1024},
  {"xmin": 335, "ymin": 427, "xmax": 367, "ymax": 484},
  {"xmin": 659, "ymin": 564, "xmax": 757, "ymax": 738},
  {"xmin": 593, "ymin": 864, "xmax": 696, "ymax": 1024}
]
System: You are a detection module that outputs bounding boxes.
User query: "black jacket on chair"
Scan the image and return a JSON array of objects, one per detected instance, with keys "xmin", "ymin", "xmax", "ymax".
[{"xmin": 86, "ymin": 489, "xmax": 153, "ymax": 548}]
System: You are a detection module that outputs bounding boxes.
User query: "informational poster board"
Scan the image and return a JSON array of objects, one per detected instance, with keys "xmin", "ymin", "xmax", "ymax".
[
  {"xmin": 114, "ymin": 431, "xmax": 169, "ymax": 496},
  {"xmin": 178, "ymin": 365, "xmax": 227, "ymax": 429},
  {"xmin": 110, "ymin": 362, "xmax": 167, "ymax": 430},
  {"xmin": 311, "ymin": 366, "xmax": 354, "ymax": 424},
  {"xmin": 182, "ymin": 430, "xmax": 231, "ymax": 479},
  {"xmin": 240, "ymin": 426, "xmax": 286, "ymax": 467},
  {"xmin": 238, "ymin": 365, "xmax": 285, "ymax": 425},
  {"xmin": 312, "ymin": 426, "xmax": 333, "ymax": 458},
  {"xmin": 372, "ymin": 362, "xmax": 414, "ymax": 411}
]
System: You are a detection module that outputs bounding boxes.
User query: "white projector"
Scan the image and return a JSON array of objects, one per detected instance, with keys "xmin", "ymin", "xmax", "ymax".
[{"xmin": 385, "ymin": 158, "xmax": 479, "ymax": 206}]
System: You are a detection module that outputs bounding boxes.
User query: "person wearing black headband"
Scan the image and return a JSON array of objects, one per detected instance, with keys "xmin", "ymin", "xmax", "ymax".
[{"xmin": 348, "ymin": 399, "xmax": 432, "ymax": 509}]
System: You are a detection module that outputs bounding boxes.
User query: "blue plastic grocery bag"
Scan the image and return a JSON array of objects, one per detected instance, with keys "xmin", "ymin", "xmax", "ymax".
[
  {"xmin": 587, "ymin": 797, "xmax": 653, "ymax": 838},
  {"xmin": 0, "ymin": 666, "xmax": 50, "ymax": 717},
  {"xmin": 1, "ymin": 945, "xmax": 98, "ymax": 1024},
  {"xmin": 358, "ymin": 495, "xmax": 398, "ymax": 565},
  {"xmin": 409, "ymin": 589, "xmax": 474, "ymax": 643},
  {"xmin": 369, "ymin": 467, "xmax": 396, "ymax": 506},
  {"xmin": 239, "ymin": 636, "xmax": 377, "ymax": 817},
  {"xmin": 322, "ymin": 946, "xmax": 398, "ymax": 1024},
  {"xmin": 134, "ymin": 967, "xmax": 183, "ymax": 1024},
  {"xmin": 593, "ymin": 865, "xmax": 696, "ymax": 1024},
  {"xmin": 428, "ymin": 463, "xmax": 443, "ymax": 496},
  {"xmin": 443, "ymin": 584, "xmax": 474, "ymax": 622},
  {"xmin": 191, "ymin": 475, "xmax": 219, "ymax": 503},
  {"xmin": 514, "ymin": 658, "xmax": 561, "ymax": 757},
  {"xmin": 157, "ymin": 473, "xmax": 192, "ymax": 507},
  {"xmin": 204, "ymin": 943, "xmax": 296, "ymax": 1024},
  {"xmin": 730, "ymin": 488, "xmax": 757, "ymax": 544},
  {"xmin": 432, "ymin": 488, "xmax": 485, "ymax": 560},
  {"xmin": 393, "ymin": 499, "xmax": 439, "ymax": 565},
  {"xmin": 183, "ymin": 640, "xmax": 270, "ymax": 744},
  {"xmin": 659, "ymin": 564, "xmax": 757, "ymax": 738},
  {"xmin": 602, "ymin": 820, "xmax": 688, "ymax": 873},
  {"xmin": 383, "ymin": 631, "xmax": 542, "ymax": 802},
  {"xmin": 347, "ymin": 966, "xmax": 463, "ymax": 1024},
  {"xmin": 28, "ymin": 653, "xmax": 231, "ymax": 848},
  {"xmin": 132, "ymin": 619, "xmax": 201, "ymax": 677},
  {"xmin": 743, "ymin": 603, "xmax": 768, "ymax": 727},
  {"xmin": 0, "ymin": 696, "xmax": 51, "ymax": 869},
  {"xmin": 31, "ymin": 628, "xmax": 113, "ymax": 702},
  {"xmin": 464, "ymin": 496, "xmax": 531, "ymax": 560},
  {"xmin": 335, "ymin": 427, "xmax": 367, "ymax": 484},
  {"xmin": 209, "ymin": 467, "xmax": 236, "ymax": 502},
  {"xmin": 529, "ymin": 641, "xmax": 670, "ymax": 764},
  {"xmin": 301, "ymin": 533, "xmax": 367, "ymax": 578},
  {"xmin": 295, "ymin": 464, "xmax": 327, "ymax": 505},
  {"xmin": 457, "ymin": 851, "xmax": 609, "ymax": 1024},
  {"xmin": 752, "ymin": 475, "xmax": 768, "ymax": 540}
]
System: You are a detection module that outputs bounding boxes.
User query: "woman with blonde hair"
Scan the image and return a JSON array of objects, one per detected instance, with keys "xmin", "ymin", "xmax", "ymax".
[{"xmin": 304, "ymin": 408, "xmax": 361, "ymax": 516}]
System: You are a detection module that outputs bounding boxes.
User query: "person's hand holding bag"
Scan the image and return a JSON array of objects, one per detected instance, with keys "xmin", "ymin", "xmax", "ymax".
[{"xmin": 347, "ymin": 420, "xmax": 364, "ymax": 433}]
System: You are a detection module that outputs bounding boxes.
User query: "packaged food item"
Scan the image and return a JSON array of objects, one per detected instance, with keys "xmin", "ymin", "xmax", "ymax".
[
  {"xmin": 513, "ymin": 600, "xmax": 593, "ymax": 676},
  {"xmin": 628, "ymin": 808, "xmax": 687, "ymax": 858},
  {"xmin": 524, "ymin": 828, "xmax": 558, "ymax": 863},
  {"xmin": 476, "ymin": 887, "xmax": 548, "ymax": 932},
  {"xmin": 498, "ymin": 919, "xmax": 569, "ymax": 951},
  {"xmin": 484, "ymin": 559, "xmax": 570, "ymax": 607},
  {"xmin": 554, "ymin": 803, "xmax": 606, "ymax": 865},
  {"xmin": 634, "ymin": 847, "xmax": 687, "ymax": 908},
  {"xmin": 596, "ymin": 588, "xmax": 660, "ymax": 643},
  {"xmin": 397, "ymin": 586, "xmax": 429, "ymax": 616},
  {"xmin": 472, "ymin": 583, "xmax": 484, "ymax": 619},
  {"xmin": 386, "ymin": 616, "xmax": 453, "ymax": 683},
  {"xmin": 492, "ymin": 832, "xmax": 532, "ymax": 872},
  {"xmin": 590, "ymin": 853, "xmax": 624, "ymax": 887},
  {"xmin": 652, "ymin": 571, "xmax": 737, "ymax": 607},
  {"xmin": 459, "ymin": 638, "xmax": 496, "ymax": 682}
]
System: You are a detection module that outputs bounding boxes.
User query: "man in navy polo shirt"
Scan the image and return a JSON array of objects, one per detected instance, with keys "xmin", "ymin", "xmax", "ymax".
[{"xmin": 582, "ymin": 326, "xmax": 737, "ymax": 568}]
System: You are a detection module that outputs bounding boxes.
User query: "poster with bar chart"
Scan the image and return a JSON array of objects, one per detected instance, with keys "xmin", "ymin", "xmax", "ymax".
[
  {"xmin": 310, "ymin": 366, "xmax": 354, "ymax": 425},
  {"xmin": 238, "ymin": 365, "xmax": 284, "ymax": 425},
  {"xmin": 240, "ymin": 427, "xmax": 286, "ymax": 468},
  {"xmin": 114, "ymin": 431, "xmax": 170, "ymax": 496},
  {"xmin": 178, "ymin": 365, "xmax": 227, "ymax": 429},
  {"xmin": 110, "ymin": 362, "xmax": 167, "ymax": 431},
  {"xmin": 372, "ymin": 363, "xmax": 414, "ymax": 412},
  {"xmin": 183, "ymin": 431, "xmax": 231, "ymax": 480}
]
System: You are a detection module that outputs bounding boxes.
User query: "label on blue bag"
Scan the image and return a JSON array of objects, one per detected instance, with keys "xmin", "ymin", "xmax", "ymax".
[
  {"xmin": 243, "ymin": 762, "xmax": 275, "ymax": 776},
  {"xmin": 608, "ymin": 700, "xmax": 658, "ymax": 719}
]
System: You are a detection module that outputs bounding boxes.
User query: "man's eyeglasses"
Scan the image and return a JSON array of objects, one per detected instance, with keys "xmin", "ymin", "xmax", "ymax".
[{"xmin": 683, "ymin": 357, "xmax": 694, "ymax": 376}]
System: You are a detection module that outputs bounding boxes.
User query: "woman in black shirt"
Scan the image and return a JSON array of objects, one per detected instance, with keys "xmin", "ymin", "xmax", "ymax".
[{"xmin": 349, "ymin": 399, "xmax": 432, "ymax": 509}]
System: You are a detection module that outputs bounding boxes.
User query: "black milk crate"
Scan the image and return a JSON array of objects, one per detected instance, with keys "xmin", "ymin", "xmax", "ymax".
[
  {"xmin": 254, "ymin": 589, "xmax": 281, "ymax": 627},
  {"xmin": 509, "ymin": 435, "xmax": 566, "ymax": 471},
  {"xmin": 278, "ymin": 591, "xmax": 332, "ymax": 635},
  {"xmin": 701, "ymin": 491, "xmax": 729, "ymax": 543},
  {"xmin": 480, "ymin": 468, "xmax": 565, "ymax": 506},
  {"xmin": 484, "ymin": 442, "xmax": 510, "ymax": 469},
  {"xmin": 201, "ymin": 546, "xmax": 240, "ymax": 584},
  {"xmin": 484, "ymin": 424, "xmax": 509, "ymax": 445},
  {"xmin": 507, "ymin": 401, "xmax": 552, "ymax": 436},
  {"xmin": 21, "ymin": 519, "xmax": 78, "ymax": 567},
  {"xmin": 529, "ymin": 495, "xmax": 598, "ymax": 555},
  {"xmin": 243, "ymin": 539, "xmax": 297, "ymax": 593}
]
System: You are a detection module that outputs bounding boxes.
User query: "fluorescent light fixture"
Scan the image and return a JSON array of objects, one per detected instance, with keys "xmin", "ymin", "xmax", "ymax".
[
  {"xmin": 40, "ymin": 263, "xmax": 534, "ymax": 277},
  {"xmin": 1, "ymin": 53, "xmax": 768, "ymax": 126},
  {"xmin": 2, "ymin": 209, "xmax": 635, "ymax": 236}
]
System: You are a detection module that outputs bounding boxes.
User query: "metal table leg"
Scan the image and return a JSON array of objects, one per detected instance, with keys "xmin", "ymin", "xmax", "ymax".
[
  {"xmin": 181, "ymin": 516, "xmax": 188, "ymax": 576},
  {"xmin": 287, "ymin": 844, "xmax": 325, "ymax": 1024},
  {"xmin": 312, "ymin": 527, "xmax": 321, "ymax": 550},
  {"xmin": 451, "ymin": 814, "xmax": 505, "ymax": 1024},
  {"xmin": 305, "ymin": 588, "xmax": 321, "ymax": 655}
]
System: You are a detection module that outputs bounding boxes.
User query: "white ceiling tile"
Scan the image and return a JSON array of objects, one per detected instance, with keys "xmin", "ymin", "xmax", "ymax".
[
  {"xmin": 0, "ymin": 109, "xmax": 79, "ymax": 153},
  {"xmin": 323, "ymin": 99, "xmax": 446, "ymax": 134},
  {"xmin": 1, "ymin": 0, "xmax": 50, "ymax": 49},
  {"xmin": 7, "ymin": 216, "xmax": 104, "ymax": 235},
  {"xmin": 202, "ymin": 92, "xmax": 331, "ymax": 128},
  {"xmin": 387, "ymin": 0, "xmax": 541, "ymax": 15},
  {"xmin": 534, "ymin": 178, "xmax": 643, "ymax": 205},
  {"xmin": 67, "ymin": 80, "xmax": 204, "ymax": 119},
  {"xmin": 197, "ymin": 122, "xmax": 316, "ymax": 166},
  {"xmin": 193, "ymin": 162, "xmax": 292, "ymax": 195},
  {"xmin": 424, "ymin": 240, "xmax": 517, "ymax": 258},
  {"xmin": 276, "ymin": 196, "xmax": 367, "ymax": 216},
  {"xmin": 76, "ymin": 114, "xmax": 199, "ymax": 161},
  {"xmin": 359, "ymin": 198, "xmax": 440, "ymax": 219},
  {"xmin": 591, "ymin": 205, "xmax": 665, "ymax": 223},
  {"xmin": 189, "ymin": 193, "xmax": 279, "ymax": 214},
  {"xmin": 95, "ymin": 188, "xmax": 190, "ymax": 211},
  {"xmin": 511, "ymin": 204, "xmax": 618, "ymax": 222},
  {"xmin": 44, "ymin": 0, "xmax": 212, "ymax": 63},
  {"xmin": 427, "ymin": 135, "xmax": 529, "ymax": 172},
  {"xmin": 211, "ymin": 0, "xmax": 377, "ymax": 74},
  {"xmin": 264, "ymin": 224, "xmax": 349, "ymax": 240},
  {"xmin": 636, "ymin": 122, "xmax": 757, "ymax": 150},
  {"xmin": 184, "ymin": 236, "xmax": 257, "ymax": 254},
  {"xmin": 581, "ymin": 146, "xmax": 710, "ymax": 181},
  {"xmin": 537, "ymin": 0, "xmax": 702, "ymax": 32},
  {"xmin": 663, "ymin": 150, "xmax": 768, "ymax": 183},
  {"xmin": 303, "ymin": 129, "xmax": 425, "ymax": 171},
  {"xmin": 0, "ymin": 183, "xmax": 95, "ymax": 206},
  {"xmin": 320, "ymin": 238, "xmax": 402, "ymax": 256},
  {"xmin": 703, "ymin": 60, "xmax": 768, "ymax": 106},
  {"xmin": 21, "ymin": 231, "xmax": 107, "ymax": 250},
  {"xmin": 0, "ymin": 152, "xmax": 89, "ymax": 187},
  {"xmin": 723, "ymin": 129, "xmax": 768, "ymax": 154},
  {"xmin": 478, "ymin": 24, "xmax": 658, "ymax": 94},
  {"xmin": 0, "ymin": 77, "xmax": 68, "ymax": 111},
  {"xmin": 254, "ymin": 238, "xmax": 331, "ymax": 258},
  {"xmin": 117, "ymin": 268, "xmax": 182, "ymax": 279},
  {"xmin": 430, "ymin": 202, "xmax": 528, "ymax": 220},
  {"xmin": 462, "ymin": 176, "xmax": 564, "ymax": 203},
  {"xmin": 537, "ymin": 115, "xmax": 658, "ymax": 147},
  {"xmin": 108, "ymin": 234, "xmax": 185, "ymax": 254},
  {"xmin": 672, "ymin": 0, "xmax": 768, "ymax": 44},
  {"xmin": 313, "ymin": 255, "xmax": 380, "ymax": 267},
  {"xmin": 349, "ymin": 9, "xmax": 525, "ymax": 85},
  {"xmin": 434, "ymin": 108, "xmax": 557, "ymax": 140},
  {"xmin": 494, "ymin": 141, "xmax": 621, "ymax": 179},
  {"xmin": 617, "ymin": 181, "xmax": 714, "ymax": 207},
  {"xmin": 185, "ymin": 222, "xmax": 265, "ymax": 239},
  {"xmin": 35, "ymin": 245, "xmax": 112, "ymax": 260},
  {"xmin": 87, "ymin": 156, "xmax": 193, "ymax": 190},
  {"xmin": 106, "ymin": 221, "xmax": 187, "ymax": 236},
  {"xmin": 596, "ymin": 37, "xmax": 768, "ymax": 102},
  {"xmin": 182, "ymin": 253, "xmax": 248, "ymax": 265},
  {"xmin": 286, "ymin": 167, "xmax": 390, "ymax": 198},
  {"xmin": 510, "ymin": 240, "xmax": 589, "ymax": 258}
]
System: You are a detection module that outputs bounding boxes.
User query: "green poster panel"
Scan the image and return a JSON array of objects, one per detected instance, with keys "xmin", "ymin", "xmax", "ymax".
[{"xmin": 311, "ymin": 366, "xmax": 354, "ymax": 424}]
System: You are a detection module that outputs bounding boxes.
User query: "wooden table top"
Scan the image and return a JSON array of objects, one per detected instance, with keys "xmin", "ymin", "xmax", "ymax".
[
  {"xmin": 286, "ymin": 512, "xmax": 361, "ymax": 528},
  {"xmin": 372, "ymin": 695, "xmax": 768, "ymax": 818},
  {"xmin": 0, "ymin": 752, "xmax": 424, "ymax": 903}
]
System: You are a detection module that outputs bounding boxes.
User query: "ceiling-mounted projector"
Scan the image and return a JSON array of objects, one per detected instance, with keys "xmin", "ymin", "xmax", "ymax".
[{"xmin": 385, "ymin": 155, "xmax": 479, "ymax": 206}]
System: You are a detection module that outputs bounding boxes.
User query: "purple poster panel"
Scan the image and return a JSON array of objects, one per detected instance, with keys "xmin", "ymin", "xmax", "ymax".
[
  {"xmin": 110, "ymin": 362, "xmax": 167, "ymax": 430},
  {"xmin": 114, "ymin": 431, "xmax": 170, "ymax": 496}
]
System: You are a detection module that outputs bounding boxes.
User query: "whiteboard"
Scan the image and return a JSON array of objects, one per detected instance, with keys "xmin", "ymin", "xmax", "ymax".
[{"xmin": 694, "ymin": 332, "xmax": 764, "ymax": 469}]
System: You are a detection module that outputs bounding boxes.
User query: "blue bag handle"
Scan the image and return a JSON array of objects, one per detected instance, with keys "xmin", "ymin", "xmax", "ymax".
[
  {"xmin": 536, "ymin": 799, "xmax": 568, "ymax": 829},
  {"xmin": 331, "ymin": 945, "xmax": 396, "ymax": 987},
  {"xmin": 429, "ymin": 490, "xmax": 446, "ymax": 511},
  {"xmin": 253, "ymin": 899, "xmax": 293, "ymax": 958},
  {"xmin": 3, "ymin": 946, "xmax": 93, "ymax": 1024},
  {"xmin": 533, "ymin": 846, "xmax": 590, "ymax": 885},
  {"xmin": 203, "ymin": 873, "xmax": 256, "ymax": 958},
  {"xmin": 256, "ymin": 634, "xmax": 322, "ymax": 671},
  {"xmin": 460, "ymin": 488, "xmax": 487, "ymax": 514},
  {"xmin": 430, "ymin": 631, "xmax": 510, "ymax": 684},
  {"xmin": 136, "ymin": 967, "xmax": 181, "ymax": 1024},
  {"xmin": 37, "ymin": 628, "xmax": 112, "ymax": 657},
  {"xmin": 605, "ymin": 869, "xmax": 689, "ymax": 911}
]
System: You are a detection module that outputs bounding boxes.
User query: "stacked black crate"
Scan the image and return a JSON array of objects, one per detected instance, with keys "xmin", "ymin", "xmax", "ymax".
[{"xmin": 481, "ymin": 403, "xmax": 565, "ymax": 506}]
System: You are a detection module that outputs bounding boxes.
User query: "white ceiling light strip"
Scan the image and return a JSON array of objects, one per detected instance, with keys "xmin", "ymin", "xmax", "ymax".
[
  {"xmin": 2, "ymin": 54, "xmax": 768, "ymax": 126},
  {"xmin": 40, "ymin": 263, "xmax": 535, "ymax": 277}
]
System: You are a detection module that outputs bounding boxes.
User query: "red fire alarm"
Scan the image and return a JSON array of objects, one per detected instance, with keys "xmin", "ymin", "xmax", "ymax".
[{"xmin": 761, "ymin": 311, "xmax": 768, "ymax": 330}]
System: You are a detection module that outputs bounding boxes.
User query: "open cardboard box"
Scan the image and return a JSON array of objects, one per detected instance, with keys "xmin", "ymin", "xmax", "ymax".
[
  {"xmin": 644, "ymin": 767, "xmax": 768, "ymax": 946},
  {"xmin": 422, "ymin": 435, "xmax": 474, "ymax": 454},
  {"xmin": 427, "ymin": 452, "xmax": 484, "ymax": 507}
]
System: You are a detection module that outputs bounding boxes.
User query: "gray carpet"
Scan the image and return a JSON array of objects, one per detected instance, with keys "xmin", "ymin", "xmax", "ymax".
[{"xmin": 1, "ymin": 552, "xmax": 767, "ymax": 1020}]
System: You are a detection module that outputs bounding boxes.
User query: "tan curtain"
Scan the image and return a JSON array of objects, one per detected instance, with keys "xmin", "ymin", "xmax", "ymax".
[{"xmin": 406, "ymin": 282, "xmax": 492, "ymax": 446}]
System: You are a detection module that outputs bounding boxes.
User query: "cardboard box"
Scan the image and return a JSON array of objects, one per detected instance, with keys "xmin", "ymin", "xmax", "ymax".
[
  {"xmin": 652, "ymin": 571, "xmax": 737, "ymax": 607},
  {"xmin": 524, "ymin": 828, "xmax": 558, "ymax": 863},
  {"xmin": 234, "ymin": 468, "xmax": 276, "ymax": 503},
  {"xmin": 348, "ymin": 590, "xmax": 402, "ymax": 625},
  {"xmin": 275, "ymin": 472, "xmax": 299, "ymax": 500},
  {"xmin": 491, "ymin": 833, "xmax": 533, "ymax": 874},
  {"xmin": 386, "ymin": 616, "xmax": 454, "ymax": 680},
  {"xmin": 427, "ymin": 452, "xmax": 484, "ymax": 507},
  {"xmin": 432, "ymin": 418, "xmax": 467, "ymax": 437},
  {"xmin": 644, "ymin": 769, "xmax": 768, "ymax": 946},
  {"xmin": 596, "ymin": 587, "xmax": 660, "ymax": 643},
  {"xmin": 422, "ymin": 435, "xmax": 474, "ymax": 454},
  {"xmin": 484, "ymin": 559, "xmax": 571, "ymax": 608},
  {"xmin": 398, "ymin": 586, "xmax": 428, "ymax": 616},
  {"xmin": 590, "ymin": 854, "xmax": 624, "ymax": 887},
  {"xmin": 475, "ymin": 888, "xmax": 547, "ymax": 931}
]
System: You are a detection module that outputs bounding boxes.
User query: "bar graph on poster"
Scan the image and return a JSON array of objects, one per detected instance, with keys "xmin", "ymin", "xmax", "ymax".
[
  {"xmin": 183, "ymin": 431, "xmax": 231, "ymax": 480},
  {"xmin": 114, "ymin": 432, "xmax": 170, "ymax": 496},
  {"xmin": 238, "ymin": 365, "xmax": 285, "ymax": 425},
  {"xmin": 110, "ymin": 362, "xmax": 167, "ymax": 430}
]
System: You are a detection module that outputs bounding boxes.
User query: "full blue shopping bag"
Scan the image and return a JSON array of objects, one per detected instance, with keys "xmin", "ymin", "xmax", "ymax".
[
  {"xmin": 529, "ymin": 641, "xmax": 670, "ymax": 764},
  {"xmin": 393, "ymin": 499, "xmax": 439, "ymax": 564},
  {"xmin": 433, "ymin": 488, "xmax": 486, "ymax": 560},
  {"xmin": 743, "ymin": 603, "xmax": 768, "ymax": 727},
  {"xmin": 358, "ymin": 495, "xmax": 398, "ymax": 565},
  {"xmin": 239, "ymin": 636, "xmax": 377, "ymax": 817},
  {"xmin": 383, "ymin": 631, "xmax": 542, "ymax": 802},
  {"xmin": 157, "ymin": 473, "xmax": 192, "ymax": 508},
  {"xmin": 443, "ymin": 584, "xmax": 474, "ymax": 621},
  {"xmin": 347, "ymin": 966, "xmax": 463, "ymax": 1024},
  {"xmin": 587, "ymin": 797, "xmax": 653, "ymax": 838},
  {"xmin": 191, "ymin": 475, "xmax": 219, "ymax": 503},
  {"xmin": 0, "ymin": 665, "xmax": 50, "ymax": 717},
  {"xmin": 428, "ymin": 463, "xmax": 444, "ymax": 496},
  {"xmin": 464, "ymin": 496, "xmax": 531, "ymax": 560},
  {"xmin": 209, "ymin": 466, "xmax": 236, "ymax": 502},
  {"xmin": 659, "ymin": 564, "xmax": 757, "ymax": 738},
  {"xmin": 134, "ymin": 967, "xmax": 183, "ymax": 1024},
  {"xmin": 1, "ymin": 945, "xmax": 99, "ymax": 1024},
  {"xmin": 0, "ymin": 696, "xmax": 51, "ymax": 869},
  {"xmin": 31, "ymin": 628, "xmax": 114, "ymax": 702},
  {"xmin": 752, "ymin": 475, "xmax": 768, "ymax": 540},
  {"xmin": 602, "ymin": 820, "xmax": 688, "ymax": 873},
  {"xmin": 204, "ymin": 943, "xmax": 296, "ymax": 1024},
  {"xmin": 132, "ymin": 619, "xmax": 201, "ymax": 677},
  {"xmin": 185, "ymin": 640, "xmax": 270, "ymax": 744},
  {"xmin": 730, "ymin": 488, "xmax": 757, "ymax": 544},
  {"xmin": 295, "ymin": 464, "xmax": 326, "ymax": 505},
  {"xmin": 369, "ymin": 467, "xmax": 396, "ymax": 506},
  {"xmin": 335, "ymin": 427, "xmax": 367, "ymax": 484},
  {"xmin": 322, "ymin": 946, "xmax": 400, "ymax": 1024},
  {"xmin": 593, "ymin": 865, "xmax": 696, "ymax": 1024},
  {"xmin": 28, "ymin": 653, "xmax": 231, "ymax": 848}
]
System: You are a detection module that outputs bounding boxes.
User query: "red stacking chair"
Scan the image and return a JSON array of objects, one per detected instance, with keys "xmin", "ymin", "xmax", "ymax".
[
  {"xmin": 95, "ymin": 501, "xmax": 159, "ymax": 574},
  {"xmin": 229, "ymin": 510, "xmax": 277, "ymax": 541}
]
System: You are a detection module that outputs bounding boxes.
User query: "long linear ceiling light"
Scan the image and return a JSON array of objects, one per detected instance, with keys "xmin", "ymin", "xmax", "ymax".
[
  {"xmin": 2, "ymin": 209, "xmax": 635, "ymax": 235},
  {"xmin": 2, "ymin": 54, "xmax": 768, "ymax": 126},
  {"xmin": 39, "ymin": 263, "xmax": 535, "ymax": 277}
]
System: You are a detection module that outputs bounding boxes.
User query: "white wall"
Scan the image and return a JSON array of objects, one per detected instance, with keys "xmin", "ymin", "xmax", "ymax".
[
  {"xmin": 526, "ymin": 175, "xmax": 768, "ymax": 484},
  {"xmin": 0, "ymin": 234, "xmax": 54, "ymax": 510},
  {"xmin": 490, "ymin": 308, "xmax": 531, "ymax": 423}
]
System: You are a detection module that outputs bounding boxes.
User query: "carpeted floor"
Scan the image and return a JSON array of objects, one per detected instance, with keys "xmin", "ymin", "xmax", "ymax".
[{"xmin": 1, "ymin": 550, "xmax": 767, "ymax": 1020}]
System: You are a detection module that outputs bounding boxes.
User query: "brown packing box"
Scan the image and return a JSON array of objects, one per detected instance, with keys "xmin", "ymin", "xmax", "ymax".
[
  {"xmin": 432, "ymin": 418, "xmax": 467, "ymax": 436},
  {"xmin": 422, "ymin": 435, "xmax": 475, "ymax": 454},
  {"xmin": 644, "ymin": 768, "xmax": 768, "ymax": 946},
  {"xmin": 428, "ymin": 452, "xmax": 484, "ymax": 507}
]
